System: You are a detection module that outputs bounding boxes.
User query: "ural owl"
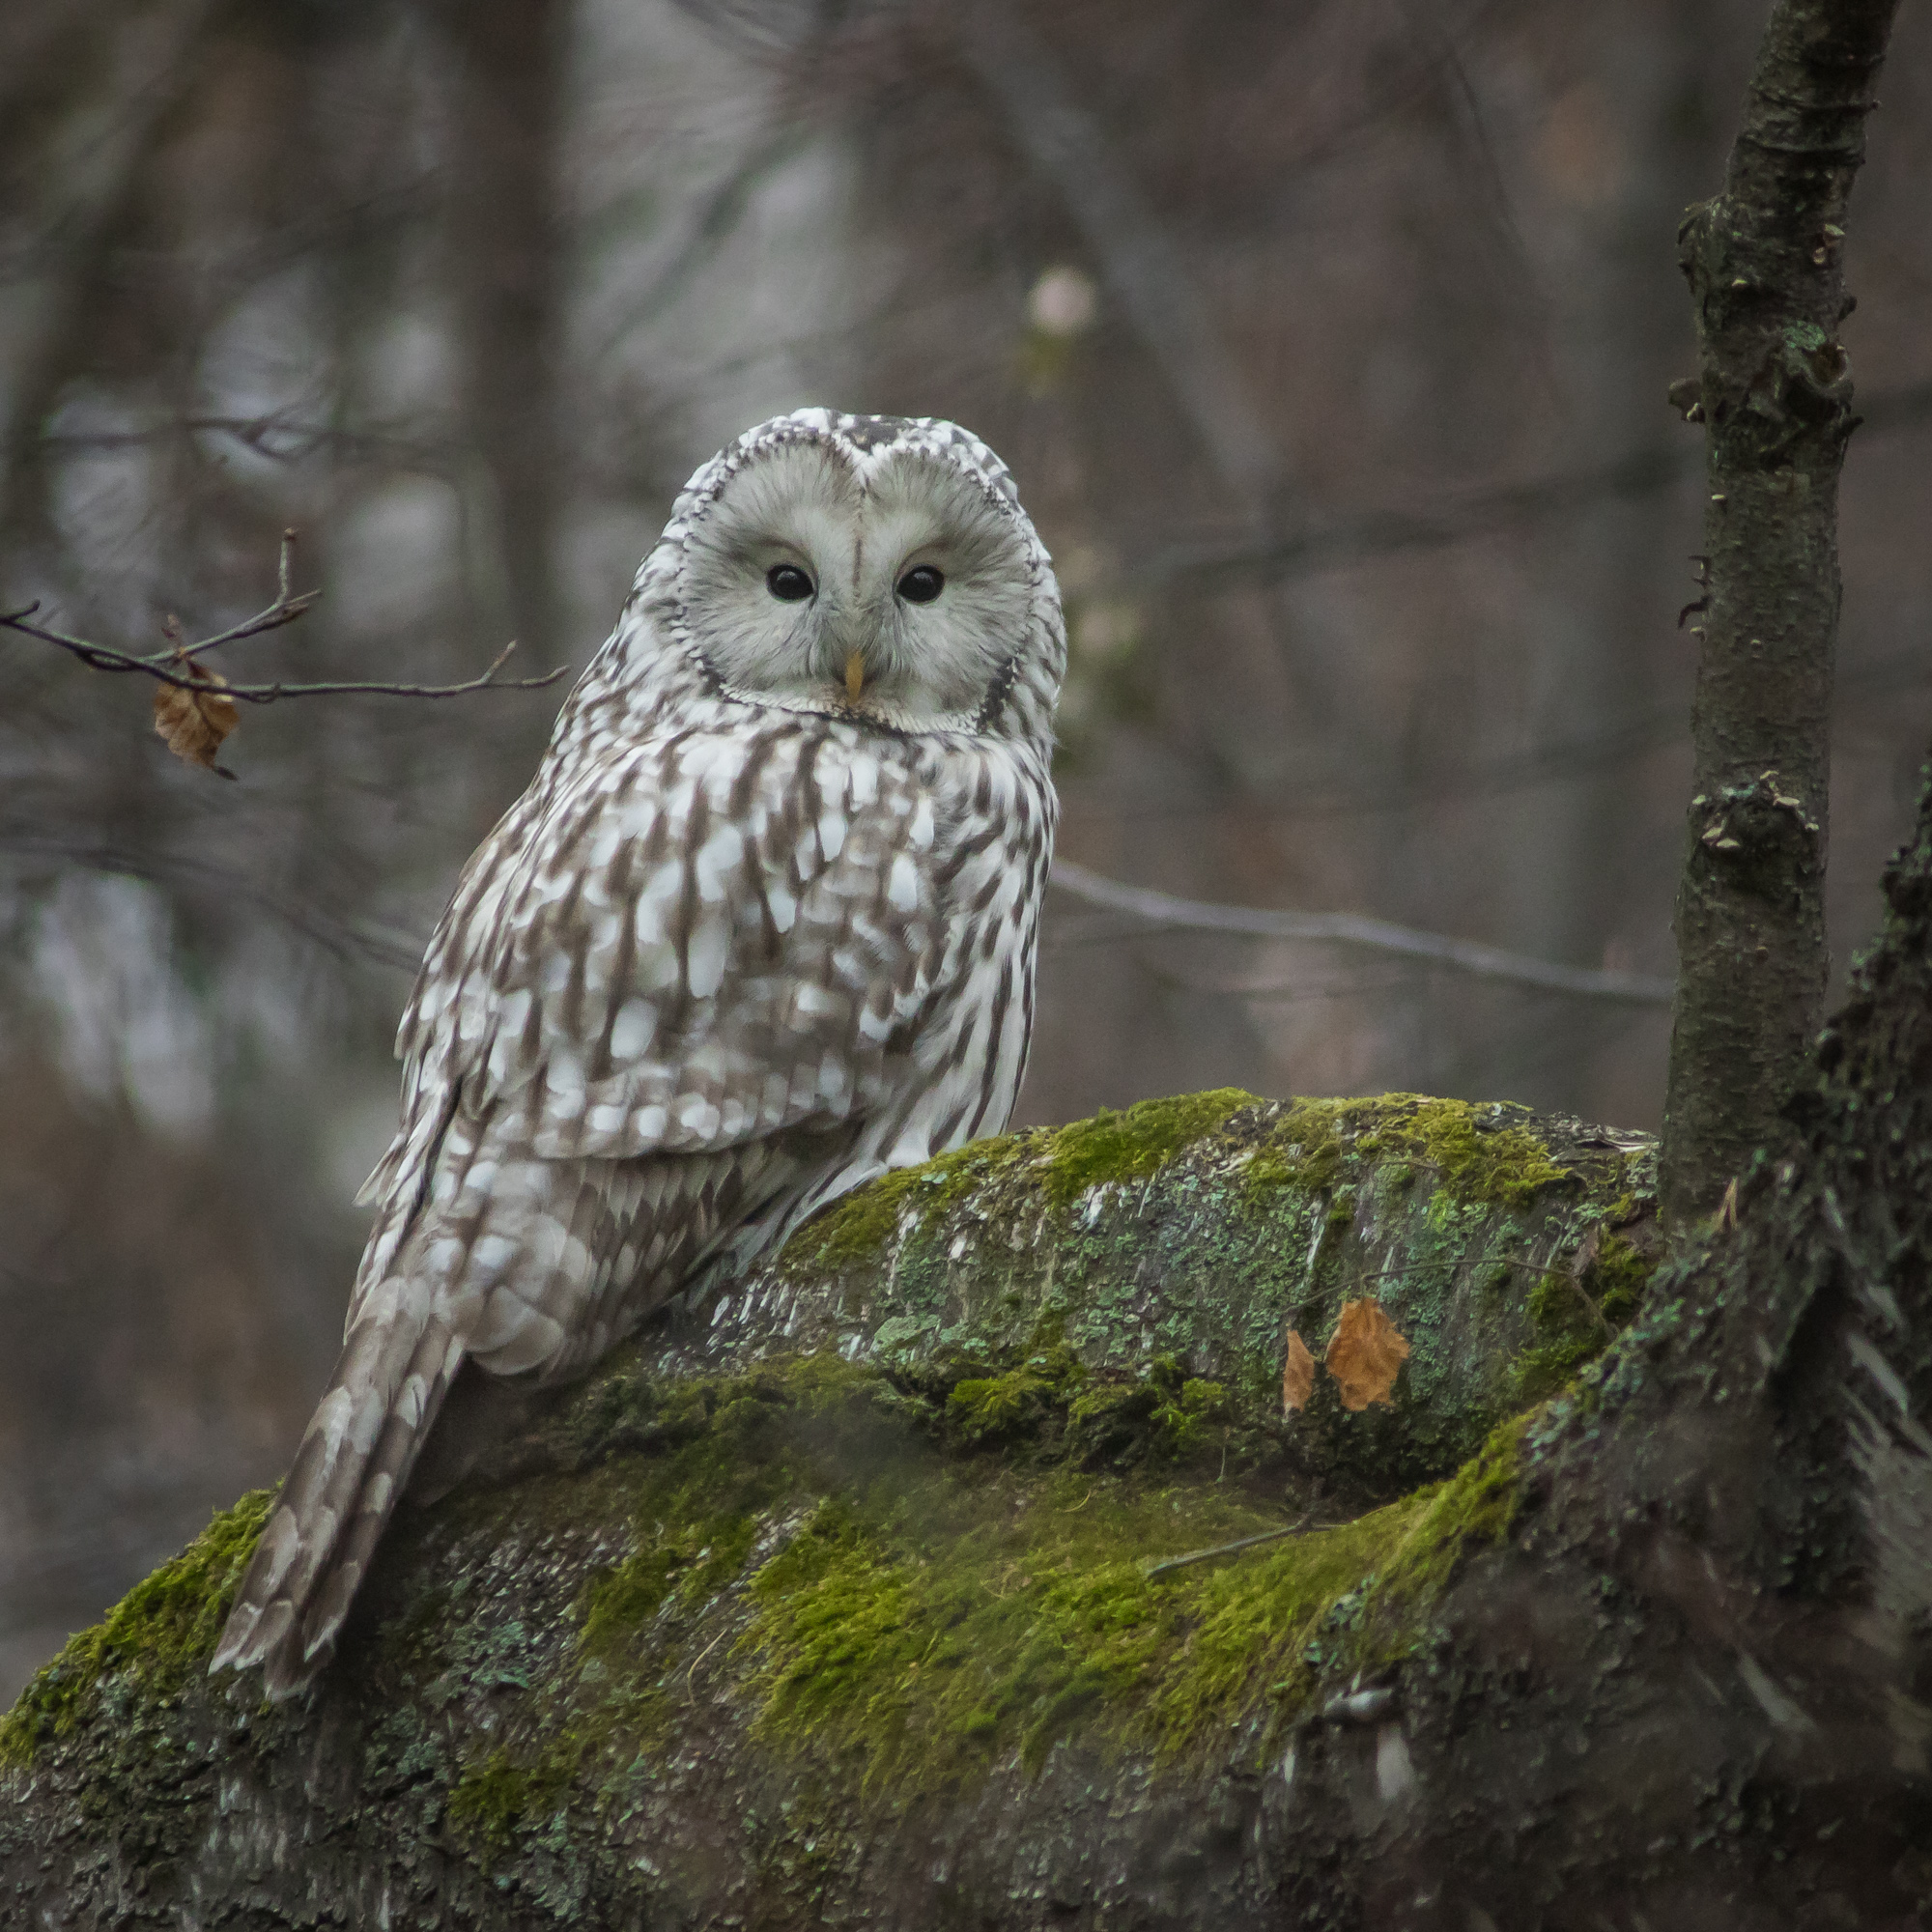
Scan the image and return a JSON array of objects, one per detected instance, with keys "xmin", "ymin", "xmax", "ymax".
[{"xmin": 213, "ymin": 410, "xmax": 1064, "ymax": 1694}]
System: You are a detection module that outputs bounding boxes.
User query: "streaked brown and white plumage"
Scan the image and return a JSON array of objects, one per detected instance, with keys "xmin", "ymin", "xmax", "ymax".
[{"xmin": 212, "ymin": 410, "xmax": 1064, "ymax": 1694}]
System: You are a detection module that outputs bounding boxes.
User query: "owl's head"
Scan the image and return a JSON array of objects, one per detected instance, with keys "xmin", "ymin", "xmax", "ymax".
[{"xmin": 637, "ymin": 411, "xmax": 1064, "ymax": 746}]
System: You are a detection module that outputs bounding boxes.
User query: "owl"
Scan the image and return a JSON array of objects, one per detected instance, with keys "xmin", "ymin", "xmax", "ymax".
[{"xmin": 213, "ymin": 410, "xmax": 1064, "ymax": 1695}]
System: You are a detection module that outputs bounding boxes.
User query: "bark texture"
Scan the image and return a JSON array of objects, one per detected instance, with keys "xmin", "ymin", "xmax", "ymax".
[
  {"xmin": 1661, "ymin": 0, "xmax": 1900, "ymax": 1223},
  {"xmin": 7, "ymin": 737, "xmax": 1932, "ymax": 1932}
]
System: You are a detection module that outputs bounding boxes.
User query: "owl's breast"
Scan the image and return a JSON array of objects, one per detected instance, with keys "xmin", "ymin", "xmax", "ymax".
[{"xmin": 870, "ymin": 736, "xmax": 1056, "ymax": 1165}]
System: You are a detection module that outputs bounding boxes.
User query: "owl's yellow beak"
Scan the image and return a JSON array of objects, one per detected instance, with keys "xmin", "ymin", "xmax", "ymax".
[{"xmin": 844, "ymin": 650, "xmax": 866, "ymax": 702}]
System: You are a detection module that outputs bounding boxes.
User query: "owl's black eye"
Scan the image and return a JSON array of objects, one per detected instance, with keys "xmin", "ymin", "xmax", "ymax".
[
  {"xmin": 896, "ymin": 565, "xmax": 944, "ymax": 604},
  {"xmin": 766, "ymin": 563, "xmax": 814, "ymax": 602}
]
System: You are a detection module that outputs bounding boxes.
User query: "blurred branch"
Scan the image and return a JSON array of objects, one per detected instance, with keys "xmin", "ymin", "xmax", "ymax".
[
  {"xmin": 53, "ymin": 378, "xmax": 1932, "ymax": 608},
  {"xmin": 38, "ymin": 411, "xmax": 459, "ymax": 473},
  {"xmin": 1068, "ymin": 637, "xmax": 1929, "ymax": 829},
  {"xmin": 960, "ymin": 3, "xmax": 1287, "ymax": 504},
  {"xmin": 0, "ymin": 835, "xmax": 426, "ymax": 974},
  {"xmin": 0, "ymin": 0, "xmax": 221, "ymax": 525},
  {"xmin": 1136, "ymin": 961, "xmax": 1426, "ymax": 1006},
  {"xmin": 592, "ymin": 121, "xmax": 813, "ymax": 362},
  {"xmin": 1049, "ymin": 860, "xmax": 1673, "ymax": 1005},
  {"xmin": 1142, "ymin": 376, "xmax": 1932, "ymax": 586}
]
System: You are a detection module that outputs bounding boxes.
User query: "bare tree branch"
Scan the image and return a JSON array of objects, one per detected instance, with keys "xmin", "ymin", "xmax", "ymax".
[
  {"xmin": 1049, "ymin": 860, "xmax": 1674, "ymax": 1005},
  {"xmin": 0, "ymin": 835, "xmax": 428, "ymax": 974},
  {"xmin": 0, "ymin": 530, "xmax": 567, "ymax": 705},
  {"xmin": 1139, "ymin": 376, "xmax": 1932, "ymax": 586}
]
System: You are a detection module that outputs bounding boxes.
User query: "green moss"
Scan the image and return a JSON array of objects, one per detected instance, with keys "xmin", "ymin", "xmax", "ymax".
[
  {"xmin": 783, "ymin": 1088, "xmax": 1579, "ymax": 1297},
  {"xmin": 0, "ymin": 1489, "xmax": 272, "ymax": 1767},
  {"xmin": 1064, "ymin": 1356, "xmax": 1226, "ymax": 1465},
  {"xmin": 1036, "ymin": 1089, "xmax": 1259, "ymax": 1209},
  {"xmin": 779, "ymin": 1091, "xmax": 1262, "ymax": 1275},
  {"xmin": 1526, "ymin": 1269, "xmax": 1578, "ymax": 1332},
  {"xmin": 574, "ymin": 1354, "xmax": 1515, "ymax": 1788},
  {"xmin": 1241, "ymin": 1097, "xmax": 1353, "ymax": 1200},
  {"xmin": 1142, "ymin": 1496, "xmax": 1429, "ymax": 1745},
  {"xmin": 1242, "ymin": 1094, "xmax": 1573, "ymax": 1211},
  {"xmin": 738, "ymin": 1406, "xmax": 1529, "ymax": 1788},
  {"xmin": 1504, "ymin": 1233, "xmax": 1659, "ymax": 1407},
  {"xmin": 741, "ymin": 1473, "xmax": 1303, "ymax": 1783},
  {"xmin": 781, "ymin": 1140, "xmax": 1002, "ymax": 1273},
  {"xmin": 455, "ymin": 1350, "xmax": 1333, "ymax": 1799},
  {"xmin": 948, "ymin": 1362, "xmax": 1066, "ymax": 1446},
  {"xmin": 1327, "ymin": 1411, "xmax": 1530, "ymax": 1678},
  {"xmin": 11, "ymin": 1335, "xmax": 1541, "ymax": 1857},
  {"xmin": 1508, "ymin": 1334, "xmax": 1601, "ymax": 1406},
  {"xmin": 448, "ymin": 1737, "xmax": 583, "ymax": 1856},
  {"xmin": 579, "ymin": 1511, "xmax": 761, "ymax": 1651},
  {"xmin": 1591, "ymin": 1232, "xmax": 1656, "ymax": 1324},
  {"xmin": 1360, "ymin": 1095, "xmax": 1572, "ymax": 1207}
]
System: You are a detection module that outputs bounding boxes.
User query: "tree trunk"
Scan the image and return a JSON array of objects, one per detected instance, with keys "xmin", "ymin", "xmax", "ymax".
[
  {"xmin": 7, "ymin": 767, "xmax": 1932, "ymax": 1931},
  {"xmin": 1660, "ymin": 0, "xmax": 1900, "ymax": 1224}
]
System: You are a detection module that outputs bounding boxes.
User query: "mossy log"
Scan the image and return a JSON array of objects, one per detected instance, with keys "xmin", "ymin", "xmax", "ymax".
[{"xmin": 0, "ymin": 1094, "xmax": 1661, "ymax": 1930}]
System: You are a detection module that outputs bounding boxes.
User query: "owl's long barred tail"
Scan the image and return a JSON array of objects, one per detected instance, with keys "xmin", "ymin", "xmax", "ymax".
[{"xmin": 211, "ymin": 1274, "xmax": 464, "ymax": 1696}]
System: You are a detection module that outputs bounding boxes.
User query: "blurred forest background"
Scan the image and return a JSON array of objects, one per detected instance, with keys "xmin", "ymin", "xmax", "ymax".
[{"xmin": 3, "ymin": 0, "xmax": 1929, "ymax": 1699}]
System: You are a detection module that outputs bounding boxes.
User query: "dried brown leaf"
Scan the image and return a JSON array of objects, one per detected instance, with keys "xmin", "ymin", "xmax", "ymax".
[
  {"xmin": 1324, "ymin": 1297, "xmax": 1410, "ymax": 1411},
  {"xmin": 153, "ymin": 657, "xmax": 239, "ymax": 775},
  {"xmin": 1281, "ymin": 1328, "xmax": 1316, "ymax": 1413}
]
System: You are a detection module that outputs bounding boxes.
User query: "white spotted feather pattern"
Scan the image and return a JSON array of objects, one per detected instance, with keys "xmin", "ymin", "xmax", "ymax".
[{"xmin": 213, "ymin": 410, "xmax": 1064, "ymax": 1694}]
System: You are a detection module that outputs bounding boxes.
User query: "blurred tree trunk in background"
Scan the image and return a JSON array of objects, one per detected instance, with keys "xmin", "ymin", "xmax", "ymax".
[
  {"xmin": 432, "ymin": 0, "xmax": 569, "ymax": 666},
  {"xmin": 1497, "ymin": 8, "xmax": 1720, "ymax": 1117}
]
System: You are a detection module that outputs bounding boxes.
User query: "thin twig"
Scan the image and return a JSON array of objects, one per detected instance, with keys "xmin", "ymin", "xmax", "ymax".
[
  {"xmin": 1144, "ymin": 1513, "xmax": 1318, "ymax": 1578},
  {"xmin": 1, "ymin": 605, "xmax": 565, "ymax": 702},
  {"xmin": 1, "ymin": 526, "xmax": 567, "ymax": 703},
  {"xmin": 685, "ymin": 1623, "xmax": 731, "ymax": 1690},
  {"xmin": 1484, "ymin": 1256, "xmax": 1616, "ymax": 1342}
]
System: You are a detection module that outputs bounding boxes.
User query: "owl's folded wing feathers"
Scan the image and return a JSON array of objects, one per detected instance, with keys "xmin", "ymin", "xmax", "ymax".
[{"xmin": 361, "ymin": 727, "xmax": 944, "ymax": 1208}]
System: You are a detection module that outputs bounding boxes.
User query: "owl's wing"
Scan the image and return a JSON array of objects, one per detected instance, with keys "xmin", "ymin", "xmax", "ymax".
[{"xmin": 364, "ymin": 728, "xmax": 944, "ymax": 1199}]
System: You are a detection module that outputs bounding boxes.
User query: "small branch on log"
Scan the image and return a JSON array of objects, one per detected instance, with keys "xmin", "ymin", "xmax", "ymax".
[
  {"xmin": 1144, "ymin": 1514, "xmax": 1317, "ymax": 1578},
  {"xmin": 1659, "ymin": 0, "xmax": 1901, "ymax": 1224},
  {"xmin": 1485, "ymin": 1257, "xmax": 1615, "ymax": 1343}
]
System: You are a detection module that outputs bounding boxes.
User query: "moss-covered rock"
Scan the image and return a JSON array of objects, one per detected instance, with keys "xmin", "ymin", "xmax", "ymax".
[{"xmin": 0, "ymin": 1090, "xmax": 1661, "ymax": 1931}]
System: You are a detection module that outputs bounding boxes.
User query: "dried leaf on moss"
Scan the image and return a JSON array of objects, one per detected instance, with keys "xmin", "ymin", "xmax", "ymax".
[
  {"xmin": 1281, "ymin": 1329, "xmax": 1315, "ymax": 1413},
  {"xmin": 1325, "ymin": 1297, "xmax": 1409, "ymax": 1411}
]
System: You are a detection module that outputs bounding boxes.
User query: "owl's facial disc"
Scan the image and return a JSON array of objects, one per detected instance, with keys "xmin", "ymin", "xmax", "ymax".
[{"xmin": 679, "ymin": 438, "xmax": 1035, "ymax": 726}]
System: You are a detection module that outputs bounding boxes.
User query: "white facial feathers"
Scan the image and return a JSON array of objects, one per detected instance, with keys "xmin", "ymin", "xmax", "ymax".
[{"xmin": 673, "ymin": 428, "xmax": 1044, "ymax": 726}]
